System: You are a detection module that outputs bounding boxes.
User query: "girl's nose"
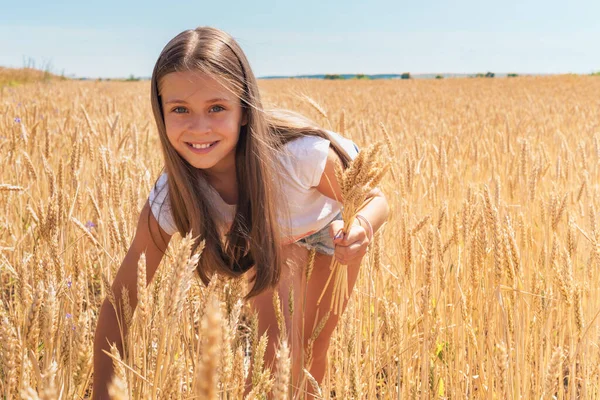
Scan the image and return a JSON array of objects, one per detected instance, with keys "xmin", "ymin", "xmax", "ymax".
[{"xmin": 187, "ymin": 115, "xmax": 211, "ymax": 134}]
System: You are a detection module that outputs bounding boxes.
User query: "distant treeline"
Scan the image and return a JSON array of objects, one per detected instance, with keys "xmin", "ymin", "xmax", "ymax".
[
  {"xmin": 260, "ymin": 72, "xmax": 600, "ymax": 80},
  {"xmin": 89, "ymin": 71, "xmax": 600, "ymax": 81},
  {"xmin": 2, "ymin": 67, "xmax": 600, "ymax": 86},
  {"xmin": 259, "ymin": 72, "xmax": 524, "ymax": 80}
]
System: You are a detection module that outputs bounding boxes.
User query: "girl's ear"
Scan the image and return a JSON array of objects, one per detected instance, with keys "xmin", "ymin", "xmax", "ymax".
[{"xmin": 241, "ymin": 110, "xmax": 248, "ymax": 127}]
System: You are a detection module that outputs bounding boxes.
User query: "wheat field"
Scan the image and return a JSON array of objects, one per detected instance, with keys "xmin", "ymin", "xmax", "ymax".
[{"xmin": 1, "ymin": 75, "xmax": 600, "ymax": 399}]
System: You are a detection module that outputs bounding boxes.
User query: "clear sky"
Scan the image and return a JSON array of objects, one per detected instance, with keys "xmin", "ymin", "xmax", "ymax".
[{"xmin": 0, "ymin": 0, "xmax": 598, "ymax": 78}]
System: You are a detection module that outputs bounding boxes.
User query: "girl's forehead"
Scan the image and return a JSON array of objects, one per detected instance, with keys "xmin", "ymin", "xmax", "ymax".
[{"xmin": 159, "ymin": 70, "xmax": 239, "ymax": 102}]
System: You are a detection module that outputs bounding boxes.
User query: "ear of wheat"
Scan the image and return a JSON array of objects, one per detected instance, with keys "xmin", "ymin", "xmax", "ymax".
[{"xmin": 317, "ymin": 141, "xmax": 390, "ymax": 315}]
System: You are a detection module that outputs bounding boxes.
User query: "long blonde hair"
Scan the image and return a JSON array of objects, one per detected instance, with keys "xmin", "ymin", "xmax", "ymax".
[{"xmin": 150, "ymin": 26, "xmax": 352, "ymax": 299}]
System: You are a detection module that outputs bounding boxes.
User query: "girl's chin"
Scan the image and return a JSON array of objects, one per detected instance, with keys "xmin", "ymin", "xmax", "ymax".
[{"xmin": 186, "ymin": 160, "xmax": 217, "ymax": 170}]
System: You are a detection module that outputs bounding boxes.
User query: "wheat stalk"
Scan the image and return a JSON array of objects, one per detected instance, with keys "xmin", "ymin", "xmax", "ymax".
[{"xmin": 316, "ymin": 141, "xmax": 389, "ymax": 315}]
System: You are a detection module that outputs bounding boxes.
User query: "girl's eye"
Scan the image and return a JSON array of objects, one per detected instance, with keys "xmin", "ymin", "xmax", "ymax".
[
  {"xmin": 210, "ymin": 105, "xmax": 225, "ymax": 113},
  {"xmin": 171, "ymin": 106, "xmax": 188, "ymax": 114}
]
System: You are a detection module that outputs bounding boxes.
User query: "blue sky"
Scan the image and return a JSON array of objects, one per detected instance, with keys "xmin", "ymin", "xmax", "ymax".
[{"xmin": 0, "ymin": 0, "xmax": 598, "ymax": 78}]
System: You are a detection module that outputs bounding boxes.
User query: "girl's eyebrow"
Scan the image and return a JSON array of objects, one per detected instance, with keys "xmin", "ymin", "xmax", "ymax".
[{"xmin": 164, "ymin": 97, "xmax": 231, "ymax": 105}]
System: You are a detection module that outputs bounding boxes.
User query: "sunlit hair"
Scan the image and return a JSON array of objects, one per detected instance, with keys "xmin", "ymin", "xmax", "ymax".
[{"xmin": 150, "ymin": 26, "xmax": 352, "ymax": 299}]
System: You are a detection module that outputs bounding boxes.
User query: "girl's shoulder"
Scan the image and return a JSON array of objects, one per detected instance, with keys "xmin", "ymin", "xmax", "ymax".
[
  {"xmin": 283, "ymin": 130, "xmax": 358, "ymax": 157},
  {"xmin": 280, "ymin": 131, "xmax": 359, "ymax": 188}
]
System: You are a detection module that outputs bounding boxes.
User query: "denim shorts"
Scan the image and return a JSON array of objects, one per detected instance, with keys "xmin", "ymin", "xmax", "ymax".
[{"xmin": 296, "ymin": 211, "xmax": 343, "ymax": 256}]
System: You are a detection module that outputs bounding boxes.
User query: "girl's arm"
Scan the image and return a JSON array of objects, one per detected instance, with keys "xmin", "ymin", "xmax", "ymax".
[
  {"xmin": 315, "ymin": 147, "xmax": 390, "ymax": 264},
  {"xmin": 92, "ymin": 200, "xmax": 172, "ymax": 399}
]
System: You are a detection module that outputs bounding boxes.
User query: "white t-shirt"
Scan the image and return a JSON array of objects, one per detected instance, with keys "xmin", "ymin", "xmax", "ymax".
[{"xmin": 148, "ymin": 131, "xmax": 359, "ymax": 243}]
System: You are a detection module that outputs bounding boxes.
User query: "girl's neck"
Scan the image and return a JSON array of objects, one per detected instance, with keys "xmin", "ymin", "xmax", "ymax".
[
  {"xmin": 203, "ymin": 168, "xmax": 238, "ymax": 206},
  {"xmin": 200, "ymin": 148, "xmax": 238, "ymax": 205}
]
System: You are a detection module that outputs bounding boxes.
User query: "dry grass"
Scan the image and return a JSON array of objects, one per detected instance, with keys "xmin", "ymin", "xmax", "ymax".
[
  {"xmin": 1, "ymin": 75, "xmax": 600, "ymax": 398},
  {"xmin": 0, "ymin": 67, "xmax": 63, "ymax": 87}
]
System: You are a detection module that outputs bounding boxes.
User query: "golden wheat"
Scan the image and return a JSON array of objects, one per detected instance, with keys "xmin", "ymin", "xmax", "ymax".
[{"xmin": 2, "ymin": 75, "xmax": 600, "ymax": 398}]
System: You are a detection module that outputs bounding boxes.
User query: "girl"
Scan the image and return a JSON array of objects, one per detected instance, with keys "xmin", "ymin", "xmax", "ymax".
[{"xmin": 92, "ymin": 26, "xmax": 389, "ymax": 399}]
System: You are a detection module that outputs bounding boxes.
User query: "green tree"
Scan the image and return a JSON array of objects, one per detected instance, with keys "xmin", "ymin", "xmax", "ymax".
[
  {"xmin": 401, "ymin": 72, "xmax": 411, "ymax": 79},
  {"xmin": 324, "ymin": 74, "xmax": 344, "ymax": 80},
  {"xmin": 435, "ymin": 75, "xmax": 444, "ymax": 79}
]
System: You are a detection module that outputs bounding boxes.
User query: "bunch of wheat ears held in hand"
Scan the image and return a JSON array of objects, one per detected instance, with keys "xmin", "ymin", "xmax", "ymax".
[{"xmin": 317, "ymin": 141, "xmax": 390, "ymax": 315}]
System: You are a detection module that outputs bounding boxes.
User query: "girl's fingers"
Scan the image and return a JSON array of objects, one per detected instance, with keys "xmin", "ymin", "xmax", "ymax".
[
  {"xmin": 329, "ymin": 219, "xmax": 369, "ymax": 263},
  {"xmin": 347, "ymin": 227, "xmax": 367, "ymax": 244},
  {"xmin": 335, "ymin": 250, "xmax": 367, "ymax": 265},
  {"xmin": 329, "ymin": 220, "xmax": 345, "ymax": 240},
  {"xmin": 332, "ymin": 224, "xmax": 366, "ymax": 246},
  {"xmin": 334, "ymin": 241, "xmax": 367, "ymax": 264}
]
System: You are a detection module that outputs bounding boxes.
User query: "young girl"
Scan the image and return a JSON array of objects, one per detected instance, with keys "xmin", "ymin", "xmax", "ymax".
[{"xmin": 92, "ymin": 26, "xmax": 389, "ymax": 399}]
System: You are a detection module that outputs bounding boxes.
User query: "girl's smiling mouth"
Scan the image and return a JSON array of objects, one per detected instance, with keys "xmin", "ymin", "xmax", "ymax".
[{"xmin": 186, "ymin": 140, "xmax": 219, "ymax": 153}]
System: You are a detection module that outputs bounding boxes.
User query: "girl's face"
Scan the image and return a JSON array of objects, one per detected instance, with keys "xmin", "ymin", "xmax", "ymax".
[{"xmin": 160, "ymin": 70, "xmax": 247, "ymax": 176}]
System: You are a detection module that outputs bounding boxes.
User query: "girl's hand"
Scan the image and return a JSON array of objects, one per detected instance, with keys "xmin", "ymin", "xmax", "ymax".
[{"xmin": 328, "ymin": 218, "xmax": 371, "ymax": 265}]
